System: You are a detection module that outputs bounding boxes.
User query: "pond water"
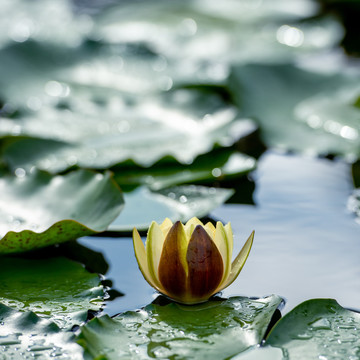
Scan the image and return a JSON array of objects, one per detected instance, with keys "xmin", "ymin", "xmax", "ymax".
[{"xmin": 79, "ymin": 150, "xmax": 360, "ymax": 316}]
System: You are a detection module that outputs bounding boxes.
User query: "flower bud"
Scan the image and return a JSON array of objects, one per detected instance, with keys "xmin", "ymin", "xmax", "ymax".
[{"xmin": 133, "ymin": 217, "xmax": 254, "ymax": 304}]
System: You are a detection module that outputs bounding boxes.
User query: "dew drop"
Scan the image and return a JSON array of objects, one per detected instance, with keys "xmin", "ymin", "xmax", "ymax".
[
  {"xmin": 15, "ymin": 168, "xmax": 26, "ymax": 178},
  {"xmin": 212, "ymin": 168, "xmax": 222, "ymax": 177},
  {"xmin": 179, "ymin": 195, "xmax": 188, "ymax": 203}
]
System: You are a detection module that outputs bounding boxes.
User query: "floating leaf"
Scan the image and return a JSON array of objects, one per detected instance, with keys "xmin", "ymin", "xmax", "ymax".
[
  {"xmin": 0, "ymin": 169, "xmax": 124, "ymax": 254},
  {"xmin": 0, "ymin": 302, "xmax": 83, "ymax": 360},
  {"xmin": 113, "ymin": 150, "xmax": 256, "ymax": 191},
  {"xmin": 294, "ymin": 85, "xmax": 360, "ymax": 159},
  {"xmin": 265, "ymin": 299, "xmax": 360, "ymax": 359},
  {"xmin": 0, "ymin": 0, "xmax": 89, "ymax": 50},
  {"xmin": 77, "ymin": 295, "xmax": 282, "ymax": 360},
  {"xmin": 93, "ymin": 0, "xmax": 341, "ymax": 64},
  {"xmin": 1, "ymin": 88, "xmax": 254, "ymax": 173},
  {"xmin": 0, "ymin": 256, "xmax": 104, "ymax": 329},
  {"xmin": 109, "ymin": 185, "xmax": 234, "ymax": 232},
  {"xmin": 229, "ymin": 63, "xmax": 360, "ymax": 157}
]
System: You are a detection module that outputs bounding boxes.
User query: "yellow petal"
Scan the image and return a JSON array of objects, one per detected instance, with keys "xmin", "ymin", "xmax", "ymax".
[
  {"xmin": 204, "ymin": 222, "xmax": 216, "ymax": 239},
  {"xmin": 184, "ymin": 217, "xmax": 204, "ymax": 239},
  {"xmin": 160, "ymin": 217, "xmax": 173, "ymax": 237},
  {"xmin": 132, "ymin": 228, "xmax": 162, "ymax": 292},
  {"xmin": 158, "ymin": 221, "xmax": 189, "ymax": 299},
  {"xmin": 217, "ymin": 230, "xmax": 254, "ymax": 292},
  {"xmin": 213, "ymin": 222, "xmax": 231, "ymax": 284},
  {"xmin": 146, "ymin": 221, "xmax": 165, "ymax": 287},
  {"xmin": 224, "ymin": 222, "xmax": 234, "ymax": 256}
]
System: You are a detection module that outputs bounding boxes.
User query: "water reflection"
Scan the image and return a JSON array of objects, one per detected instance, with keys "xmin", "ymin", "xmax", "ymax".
[
  {"xmin": 80, "ymin": 151, "xmax": 360, "ymax": 315},
  {"xmin": 213, "ymin": 151, "xmax": 360, "ymax": 313}
]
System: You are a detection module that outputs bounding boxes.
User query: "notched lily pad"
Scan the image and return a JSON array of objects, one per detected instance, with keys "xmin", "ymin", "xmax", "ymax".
[
  {"xmin": 0, "ymin": 256, "xmax": 104, "ymax": 329},
  {"xmin": 77, "ymin": 295, "xmax": 283, "ymax": 360},
  {"xmin": 0, "ymin": 302, "xmax": 83, "ymax": 359},
  {"xmin": 0, "ymin": 169, "xmax": 124, "ymax": 254},
  {"xmin": 265, "ymin": 298, "xmax": 360, "ymax": 359}
]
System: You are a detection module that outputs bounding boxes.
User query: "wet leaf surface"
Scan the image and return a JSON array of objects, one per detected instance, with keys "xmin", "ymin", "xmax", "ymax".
[
  {"xmin": 0, "ymin": 88, "xmax": 254, "ymax": 173},
  {"xmin": 234, "ymin": 299, "xmax": 360, "ymax": 359},
  {"xmin": 229, "ymin": 63, "xmax": 360, "ymax": 157},
  {"xmin": 77, "ymin": 295, "xmax": 282, "ymax": 360},
  {"xmin": 266, "ymin": 299, "xmax": 360, "ymax": 359},
  {"xmin": 0, "ymin": 302, "xmax": 83, "ymax": 360},
  {"xmin": 0, "ymin": 170, "xmax": 124, "ymax": 254},
  {"xmin": 0, "ymin": 256, "xmax": 104, "ymax": 330}
]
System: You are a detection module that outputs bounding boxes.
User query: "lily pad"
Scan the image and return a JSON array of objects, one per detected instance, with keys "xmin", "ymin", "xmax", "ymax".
[
  {"xmin": 0, "ymin": 0, "xmax": 89, "ymax": 50},
  {"xmin": 109, "ymin": 185, "xmax": 235, "ymax": 232},
  {"xmin": 265, "ymin": 299, "xmax": 360, "ymax": 359},
  {"xmin": 0, "ymin": 256, "xmax": 104, "ymax": 329},
  {"xmin": 233, "ymin": 299, "xmax": 360, "ymax": 360},
  {"xmin": 112, "ymin": 150, "xmax": 256, "ymax": 191},
  {"xmin": 0, "ymin": 302, "xmax": 83, "ymax": 360},
  {"xmin": 0, "ymin": 169, "xmax": 124, "ymax": 254},
  {"xmin": 77, "ymin": 295, "xmax": 282, "ymax": 360},
  {"xmin": 229, "ymin": 63, "xmax": 360, "ymax": 157},
  {"xmin": 93, "ymin": 0, "xmax": 341, "ymax": 64},
  {"xmin": 1, "ymin": 88, "xmax": 254, "ymax": 173}
]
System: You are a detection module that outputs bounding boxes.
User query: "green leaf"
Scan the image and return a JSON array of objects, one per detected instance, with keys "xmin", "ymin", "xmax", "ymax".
[
  {"xmin": 93, "ymin": 0, "xmax": 341, "ymax": 65},
  {"xmin": 77, "ymin": 295, "xmax": 282, "ymax": 360},
  {"xmin": 229, "ymin": 63, "xmax": 360, "ymax": 158},
  {"xmin": 0, "ymin": 169, "xmax": 124, "ymax": 254},
  {"xmin": 1, "ymin": 88, "xmax": 254, "ymax": 173},
  {"xmin": 0, "ymin": 256, "xmax": 104, "ymax": 329},
  {"xmin": 109, "ymin": 185, "xmax": 235, "ymax": 232},
  {"xmin": 233, "ymin": 299, "xmax": 360, "ymax": 360},
  {"xmin": 265, "ymin": 299, "xmax": 360, "ymax": 359},
  {"xmin": 0, "ymin": 302, "xmax": 83, "ymax": 360},
  {"xmin": 113, "ymin": 150, "xmax": 256, "ymax": 191}
]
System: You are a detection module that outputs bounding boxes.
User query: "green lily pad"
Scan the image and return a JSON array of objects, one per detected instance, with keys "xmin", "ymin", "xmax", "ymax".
[
  {"xmin": 0, "ymin": 0, "xmax": 89, "ymax": 50},
  {"xmin": 0, "ymin": 169, "xmax": 124, "ymax": 254},
  {"xmin": 93, "ymin": 0, "xmax": 341, "ymax": 65},
  {"xmin": 113, "ymin": 150, "xmax": 256, "ymax": 191},
  {"xmin": 1, "ymin": 87, "xmax": 254, "ymax": 173},
  {"xmin": 266, "ymin": 299, "xmax": 360, "ymax": 359},
  {"xmin": 109, "ymin": 185, "xmax": 235, "ymax": 232},
  {"xmin": 77, "ymin": 295, "xmax": 282, "ymax": 360},
  {"xmin": 233, "ymin": 299, "xmax": 360, "ymax": 360},
  {"xmin": 229, "ymin": 63, "xmax": 360, "ymax": 157},
  {"xmin": 0, "ymin": 302, "xmax": 83, "ymax": 360},
  {"xmin": 0, "ymin": 256, "xmax": 104, "ymax": 329},
  {"xmin": 294, "ymin": 85, "xmax": 360, "ymax": 159}
]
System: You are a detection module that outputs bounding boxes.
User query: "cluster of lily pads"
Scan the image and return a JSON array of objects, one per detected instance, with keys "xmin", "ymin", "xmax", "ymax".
[{"xmin": 0, "ymin": 0, "xmax": 360, "ymax": 359}]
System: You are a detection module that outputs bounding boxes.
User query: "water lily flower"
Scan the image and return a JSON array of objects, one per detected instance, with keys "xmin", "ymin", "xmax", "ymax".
[{"xmin": 132, "ymin": 217, "xmax": 254, "ymax": 304}]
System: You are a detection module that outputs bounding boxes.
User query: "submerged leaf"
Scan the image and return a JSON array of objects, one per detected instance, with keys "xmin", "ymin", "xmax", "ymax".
[
  {"xmin": 0, "ymin": 169, "xmax": 124, "ymax": 254},
  {"xmin": 77, "ymin": 295, "xmax": 282, "ymax": 360},
  {"xmin": 0, "ymin": 257, "xmax": 104, "ymax": 329}
]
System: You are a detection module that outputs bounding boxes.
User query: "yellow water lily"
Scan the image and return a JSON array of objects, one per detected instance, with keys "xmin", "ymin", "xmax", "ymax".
[{"xmin": 132, "ymin": 217, "xmax": 254, "ymax": 304}]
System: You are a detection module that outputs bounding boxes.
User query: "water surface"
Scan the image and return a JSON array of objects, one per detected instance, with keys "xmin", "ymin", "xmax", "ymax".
[{"xmin": 79, "ymin": 150, "xmax": 360, "ymax": 315}]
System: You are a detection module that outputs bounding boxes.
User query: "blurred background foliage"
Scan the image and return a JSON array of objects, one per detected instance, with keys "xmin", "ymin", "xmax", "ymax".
[{"xmin": 0, "ymin": 0, "xmax": 359, "ymax": 239}]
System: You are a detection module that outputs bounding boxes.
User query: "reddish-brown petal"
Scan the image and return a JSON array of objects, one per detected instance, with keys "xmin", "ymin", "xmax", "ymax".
[
  {"xmin": 186, "ymin": 225, "xmax": 224, "ymax": 299},
  {"xmin": 158, "ymin": 221, "xmax": 188, "ymax": 299}
]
